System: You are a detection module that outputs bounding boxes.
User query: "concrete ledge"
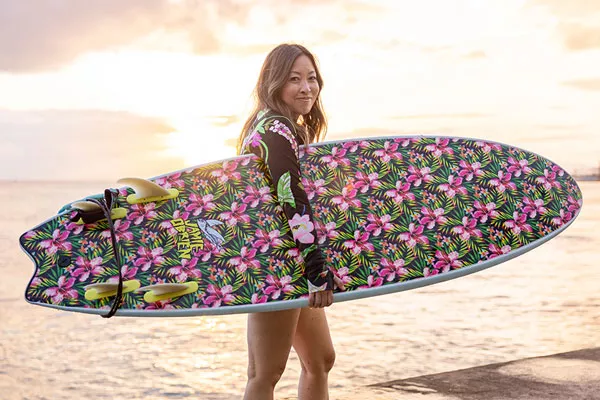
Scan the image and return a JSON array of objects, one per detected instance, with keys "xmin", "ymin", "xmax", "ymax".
[{"xmin": 369, "ymin": 347, "xmax": 600, "ymax": 399}]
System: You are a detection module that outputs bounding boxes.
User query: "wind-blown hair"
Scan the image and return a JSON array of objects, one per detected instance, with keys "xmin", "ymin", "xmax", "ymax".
[{"xmin": 237, "ymin": 43, "xmax": 327, "ymax": 154}]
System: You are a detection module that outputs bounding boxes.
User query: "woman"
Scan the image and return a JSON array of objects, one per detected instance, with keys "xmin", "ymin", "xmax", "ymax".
[{"xmin": 237, "ymin": 44, "xmax": 345, "ymax": 399}]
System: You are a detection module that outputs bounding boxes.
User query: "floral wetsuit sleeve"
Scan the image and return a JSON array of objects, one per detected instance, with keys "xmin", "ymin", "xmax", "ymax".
[{"xmin": 243, "ymin": 115, "xmax": 333, "ymax": 293}]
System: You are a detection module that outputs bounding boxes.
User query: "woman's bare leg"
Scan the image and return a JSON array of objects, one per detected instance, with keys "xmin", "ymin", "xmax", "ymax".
[
  {"xmin": 293, "ymin": 307, "xmax": 336, "ymax": 400},
  {"xmin": 244, "ymin": 308, "xmax": 302, "ymax": 400}
]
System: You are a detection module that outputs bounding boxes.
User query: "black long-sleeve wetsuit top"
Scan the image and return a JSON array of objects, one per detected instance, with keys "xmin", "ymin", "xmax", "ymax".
[{"xmin": 240, "ymin": 109, "xmax": 333, "ymax": 293}]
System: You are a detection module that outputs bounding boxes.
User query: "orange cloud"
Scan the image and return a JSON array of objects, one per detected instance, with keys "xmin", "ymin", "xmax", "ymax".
[
  {"xmin": 562, "ymin": 78, "xmax": 600, "ymax": 91},
  {"xmin": 531, "ymin": 0, "xmax": 600, "ymax": 17},
  {"xmin": 0, "ymin": 0, "xmax": 361, "ymax": 73},
  {"xmin": 559, "ymin": 23, "xmax": 600, "ymax": 51},
  {"xmin": 0, "ymin": 1, "xmax": 170, "ymax": 73}
]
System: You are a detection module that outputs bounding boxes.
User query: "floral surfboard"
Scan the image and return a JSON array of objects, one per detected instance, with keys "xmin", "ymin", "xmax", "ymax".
[{"xmin": 19, "ymin": 136, "xmax": 583, "ymax": 317}]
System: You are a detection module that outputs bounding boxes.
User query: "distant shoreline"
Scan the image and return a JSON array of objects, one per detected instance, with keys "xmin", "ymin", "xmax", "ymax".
[{"xmin": 573, "ymin": 175, "xmax": 600, "ymax": 182}]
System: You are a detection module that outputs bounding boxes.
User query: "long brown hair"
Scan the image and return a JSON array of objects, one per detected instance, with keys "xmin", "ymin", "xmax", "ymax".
[{"xmin": 236, "ymin": 44, "xmax": 327, "ymax": 155}]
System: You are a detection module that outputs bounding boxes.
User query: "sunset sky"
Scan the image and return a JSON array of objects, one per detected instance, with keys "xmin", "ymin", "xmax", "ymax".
[{"xmin": 1, "ymin": 0, "xmax": 599, "ymax": 181}]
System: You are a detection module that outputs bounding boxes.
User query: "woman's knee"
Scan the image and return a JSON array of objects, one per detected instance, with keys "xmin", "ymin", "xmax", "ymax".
[
  {"xmin": 247, "ymin": 361, "xmax": 288, "ymax": 387},
  {"xmin": 300, "ymin": 349, "xmax": 336, "ymax": 375}
]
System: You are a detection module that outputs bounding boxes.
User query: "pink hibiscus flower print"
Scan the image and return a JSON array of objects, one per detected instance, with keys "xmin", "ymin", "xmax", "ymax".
[
  {"xmin": 374, "ymin": 141, "xmax": 402, "ymax": 162},
  {"xmin": 343, "ymin": 231, "xmax": 375, "ymax": 255},
  {"xmin": 253, "ymin": 229, "xmax": 283, "ymax": 252},
  {"xmin": 521, "ymin": 197, "xmax": 547, "ymax": 218},
  {"xmin": 40, "ymin": 229, "xmax": 72, "ymax": 255},
  {"xmin": 472, "ymin": 201, "xmax": 499, "ymax": 223},
  {"xmin": 452, "ymin": 217, "xmax": 483, "ymax": 240},
  {"xmin": 185, "ymin": 193, "xmax": 216, "ymax": 216},
  {"xmin": 359, "ymin": 274, "xmax": 384, "ymax": 289},
  {"xmin": 243, "ymin": 130, "xmax": 262, "ymax": 149},
  {"xmin": 385, "ymin": 181, "xmax": 416, "ymax": 204},
  {"xmin": 243, "ymin": 185, "xmax": 272, "ymax": 207},
  {"xmin": 365, "ymin": 214, "xmax": 393, "ymax": 236},
  {"xmin": 44, "ymin": 276, "xmax": 78, "ymax": 304},
  {"xmin": 211, "ymin": 160, "xmax": 241, "ymax": 183},
  {"xmin": 474, "ymin": 141, "xmax": 502, "ymax": 153},
  {"xmin": 342, "ymin": 140, "xmax": 370, "ymax": 152},
  {"xmin": 263, "ymin": 275, "xmax": 294, "ymax": 300},
  {"xmin": 315, "ymin": 221, "xmax": 339, "ymax": 245},
  {"xmin": 419, "ymin": 207, "xmax": 447, "ymax": 229},
  {"xmin": 354, "ymin": 171, "xmax": 381, "ymax": 193},
  {"xmin": 332, "ymin": 267, "xmax": 352, "ymax": 286},
  {"xmin": 64, "ymin": 221, "xmax": 84, "ymax": 235},
  {"xmin": 407, "ymin": 166, "xmax": 433, "ymax": 187},
  {"xmin": 332, "ymin": 185, "xmax": 361, "ymax": 211},
  {"xmin": 458, "ymin": 160, "xmax": 484, "ymax": 181},
  {"xmin": 507, "ymin": 157, "xmax": 532, "ymax": 177},
  {"xmin": 536, "ymin": 169, "xmax": 562, "ymax": 190},
  {"xmin": 108, "ymin": 264, "xmax": 138, "ymax": 283},
  {"xmin": 399, "ymin": 223, "xmax": 429, "ymax": 248},
  {"xmin": 203, "ymin": 284, "xmax": 235, "ymax": 307},
  {"xmin": 551, "ymin": 209, "xmax": 573, "ymax": 227},
  {"xmin": 504, "ymin": 212, "xmax": 533, "ymax": 235},
  {"xmin": 379, "ymin": 258, "xmax": 408, "ymax": 282},
  {"xmin": 438, "ymin": 175, "xmax": 468, "ymax": 198},
  {"xmin": 489, "ymin": 171, "xmax": 517, "ymax": 193},
  {"xmin": 251, "ymin": 292, "xmax": 269, "ymax": 304},
  {"xmin": 155, "ymin": 172, "xmax": 185, "ymax": 189},
  {"xmin": 302, "ymin": 178, "xmax": 327, "ymax": 200},
  {"xmin": 228, "ymin": 246, "xmax": 261, "ymax": 273},
  {"xmin": 434, "ymin": 250, "xmax": 463, "ymax": 272},
  {"xmin": 127, "ymin": 203, "xmax": 158, "ymax": 225},
  {"xmin": 321, "ymin": 147, "xmax": 350, "ymax": 168},
  {"xmin": 101, "ymin": 219, "xmax": 134, "ymax": 242},
  {"xmin": 567, "ymin": 196, "xmax": 582, "ymax": 214},
  {"xmin": 168, "ymin": 257, "xmax": 202, "ymax": 282},
  {"xmin": 551, "ymin": 164, "xmax": 565, "ymax": 177},
  {"xmin": 488, "ymin": 243, "xmax": 511, "ymax": 259},
  {"xmin": 145, "ymin": 300, "xmax": 175, "ymax": 310},
  {"xmin": 423, "ymin": 266, "xmax": 440, "ymax": 277},
  {"xmin": 289, "ymin": 214, "xmax": 315, "ymax": 244},
  {"xmin": 425, "ymin": 138, "xmax": 454, "ymax": 157},
  {"xmin": 160, "ymin": 210, "xmax": 190, "ymax": 234},
  {"xmin": 71, "ymin": 256, "xmax": 105, "ymax": 282},
  {"xmin": 134, "ymin": 246, "xmax": 166, "ymax": 271},
  {"xmin": 219, "ymin": 202, "xmax": 250, "ymax": 226},
  {"xmin": 194, "ymin": 242, "xmax": 222, "ymax": 262}
]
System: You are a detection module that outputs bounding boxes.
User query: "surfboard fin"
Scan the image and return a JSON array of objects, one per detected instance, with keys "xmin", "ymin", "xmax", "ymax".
[
  {"xmin": 136, "ymin": 282, "xmax": 198, "ymax": 303},
  {"xmin": 84, "ymin": 280, "xmax": 141, "ymax": 301},
  {"xmin": 118, "ymin": 177, "xmax": 179, "ymax": 205},
  {"xmin": 70, "ymin": 201, "xmax": 127, "ymax": 225}
]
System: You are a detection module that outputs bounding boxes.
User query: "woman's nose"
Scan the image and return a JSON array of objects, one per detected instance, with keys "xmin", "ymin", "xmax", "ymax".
[{"xmin": 300, "ymin": 80, "xmax": 311, "ymax": 93}]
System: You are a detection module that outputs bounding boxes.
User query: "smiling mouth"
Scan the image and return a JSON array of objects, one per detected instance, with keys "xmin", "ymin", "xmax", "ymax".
[{"xmin": 297, "ymin": 98, "xmax": 312, "ymax": 101}]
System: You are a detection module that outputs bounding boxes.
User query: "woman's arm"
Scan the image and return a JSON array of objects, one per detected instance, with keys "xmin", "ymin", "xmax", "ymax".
[{"xmin": 244, "ymin": 116, "xmax": 333, "ymax": 293}]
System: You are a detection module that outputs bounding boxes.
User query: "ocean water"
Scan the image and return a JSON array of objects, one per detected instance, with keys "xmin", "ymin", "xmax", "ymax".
[{"xmin": 1, "ymin": 181, "xmax": 598, "ymax": 400}]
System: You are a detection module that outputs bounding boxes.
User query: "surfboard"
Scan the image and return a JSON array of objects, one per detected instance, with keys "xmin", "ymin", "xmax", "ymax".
[{"xmin": 19, "ymin": 135, "xmax": 583, "ymax": 317}]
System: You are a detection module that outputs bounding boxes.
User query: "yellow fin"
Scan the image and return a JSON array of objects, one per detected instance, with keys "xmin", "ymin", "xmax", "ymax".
[
  {"xmin": 84, "ymin": 280, "xmax": 141, "ymax": 301},
  {"xmin": 118, "ymin": 177, "xmax": 179, "ymax": 205},
  {"xmin": 137, "ymin": 282, "xmax": 198, "ymax": 303}
]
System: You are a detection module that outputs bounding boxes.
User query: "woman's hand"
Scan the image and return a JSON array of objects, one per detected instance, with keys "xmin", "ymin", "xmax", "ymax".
[{"xmin": 308, "ymin": 275, "xmax": 346, "ymax": 308}]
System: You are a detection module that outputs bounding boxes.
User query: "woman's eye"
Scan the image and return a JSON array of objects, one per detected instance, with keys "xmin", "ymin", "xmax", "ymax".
[
  {"xmin": 290, "ymin": 76, "xmax": 300, "ymax": 82},
  {"xmin": 309, "ymin": 76, "xmax": 317, "ymax": 81}
]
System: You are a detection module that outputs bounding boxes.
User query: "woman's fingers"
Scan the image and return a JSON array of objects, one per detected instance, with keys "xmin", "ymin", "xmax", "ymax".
[{"xmin": 333, "ymin": 276, "xmax": 346, "ymax": 291}]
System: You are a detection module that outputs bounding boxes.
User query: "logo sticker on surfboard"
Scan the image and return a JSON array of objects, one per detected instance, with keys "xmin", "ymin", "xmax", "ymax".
[{"xmin": 170, "ymin": 217, "xmax": 225, "ymax": 259}]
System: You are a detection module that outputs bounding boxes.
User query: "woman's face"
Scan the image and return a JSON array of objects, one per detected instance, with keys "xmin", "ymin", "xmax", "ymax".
[{"xmin": 280, "ymin": 54, "xmax": 320, "ymax": 118}]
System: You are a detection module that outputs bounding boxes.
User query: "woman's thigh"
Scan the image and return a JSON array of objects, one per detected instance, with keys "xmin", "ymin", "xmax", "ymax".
[
  {"xmin": 292, "ymin": 307, "xmax": 336, "ymax": 373},
  {"xmin": 247, "ymin": 308, "xmax": 302, "ymax": 376}
]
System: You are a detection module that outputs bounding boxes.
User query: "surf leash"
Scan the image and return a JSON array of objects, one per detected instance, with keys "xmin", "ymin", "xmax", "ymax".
[{"xmin": 83, "ymin": 189, "xmax": 124, "ymax": 318}]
